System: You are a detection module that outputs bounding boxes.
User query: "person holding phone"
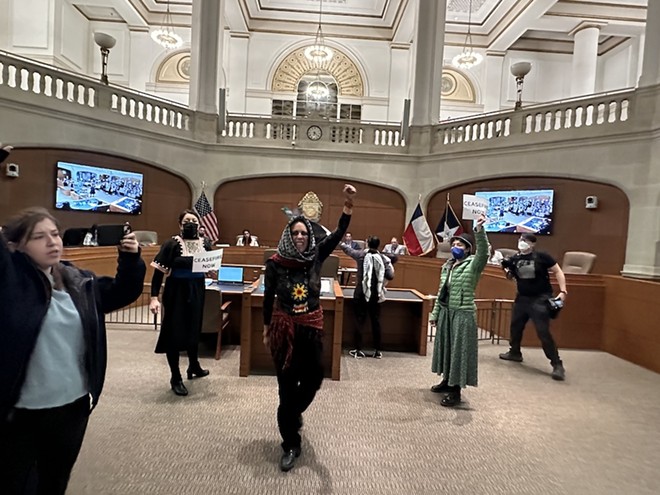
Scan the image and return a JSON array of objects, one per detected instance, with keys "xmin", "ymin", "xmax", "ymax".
[
  {"xmin": 149, "ymin": 209, "xmax": 212, "ymax": 396},
  {"xmin": 0, "ymin": 207, "xmax": 145, "ymax": 494},
  {"xmin": 429, "ymin": 214, "xmax": 489, "ymax": 407}
]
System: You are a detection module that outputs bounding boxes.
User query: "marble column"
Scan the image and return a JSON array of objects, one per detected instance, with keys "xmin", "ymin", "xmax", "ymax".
[
  {"xmin": 387, "ymin": 42, "xmax": 411, "ymax": 123},
  {"xmin": 483, "ymin": 52, "xmax": 505, "ymax": 112},
  {"xmin": 189, "ymin": 0, "xmax": 224, "ymax": 114},
  {"xmin": 226, "ymin": 32, "xmax": 249, "ymax": 114},
  {"xmin": 639, "ymin": 0, "xmax": 660, "ymax": 87},
  {"xmin": 570, "ymin": 23, "xmax": 601, "ymax": 97},
  {"xmin": 410, "ymin": 0, "xmax": 447, "ymax": 126}
]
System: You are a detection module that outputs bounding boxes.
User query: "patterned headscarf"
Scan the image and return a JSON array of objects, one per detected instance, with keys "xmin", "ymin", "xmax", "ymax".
[{"xmin": 277, "ymin": 215, "xmax": 317, "ymax": 262}]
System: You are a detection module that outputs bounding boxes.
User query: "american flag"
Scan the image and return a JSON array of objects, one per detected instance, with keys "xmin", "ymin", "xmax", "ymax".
[{"xmin": 194, "ymin": 191, "xmax": 219, "ymax": 242}]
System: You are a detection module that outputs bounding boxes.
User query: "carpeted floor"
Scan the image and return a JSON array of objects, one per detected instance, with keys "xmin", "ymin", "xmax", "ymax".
[{"xmin": 68, "ymin": 328, "xmax": 660, "ymax": 494}]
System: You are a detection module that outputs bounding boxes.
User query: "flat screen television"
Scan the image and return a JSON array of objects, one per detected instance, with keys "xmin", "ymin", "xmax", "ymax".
[
  {"xmin": 55, "ymin": 161, "xmax": 143, "ymax": 215},
  {"xmin": 475, "ymin": 189, "xmax": 554, "ymax": 234}
]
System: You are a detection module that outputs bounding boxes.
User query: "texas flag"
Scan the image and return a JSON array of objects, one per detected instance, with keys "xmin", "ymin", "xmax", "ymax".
[
  {"xmin": 403, "ymin": 202, "xmax": 435, "ymax": 256},
  {"xmin": 435, "ymin": 196, "xmax": 464, "ymax": 243}
]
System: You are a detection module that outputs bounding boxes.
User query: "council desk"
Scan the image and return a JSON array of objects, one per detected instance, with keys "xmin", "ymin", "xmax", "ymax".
[
  {"xmin": 341, "ymin": 287, "xmax": 432, "ymax": 356},
  {"xmin": 239, "ymin": 279, "xmax": 345, "ymax": 380}
]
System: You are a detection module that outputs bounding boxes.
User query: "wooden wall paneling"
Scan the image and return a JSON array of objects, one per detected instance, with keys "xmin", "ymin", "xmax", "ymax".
[
  {"xmin": 428, "ymin": 178, "xmax": 629, "ymax": 275},
  {"xmin": 602, "ymin": 276, "xmax": 660, "ymax": 373},
  {"xmin": 0, "ymin": 148, "xmax": 191, "ymax": 244},
  {"xmin": 214, "ymin": 177, "xmax": 407, "ymax": 248},
  {"xmin": 476, "ymin": 267, "xmax": 606, "ymax": 350}
]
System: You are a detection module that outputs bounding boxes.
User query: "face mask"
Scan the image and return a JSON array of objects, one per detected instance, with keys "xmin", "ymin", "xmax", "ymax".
[
  {"xmin": 451, "ymin": 246, "xmax": 465, "ymax": 259},
  {"xmin": 181, "ymin": 223, "xmax": 199, "ymax": 239},
  {"xmin": 518, "ymin": 240, "xmax": 530, "ymax": 251}
]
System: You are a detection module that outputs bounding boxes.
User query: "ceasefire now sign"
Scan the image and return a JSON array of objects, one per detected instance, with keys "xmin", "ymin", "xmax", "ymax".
[{"xmin": 192, "ymin": 249, "xmax": 223, "ymax": 272}]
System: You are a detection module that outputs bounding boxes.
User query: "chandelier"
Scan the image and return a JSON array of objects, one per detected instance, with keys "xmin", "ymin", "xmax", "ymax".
[
  {"xmin": 307, "ymin": 74, "xmax": 330, "ymax": 100},
  {"xmin": 151, "ymin": 0, "xmax": 183, "ymax": 50},
  {"xmin": 304, "ymin": 0, "xmax": 333, "ymax": 67},
  {"xmin": 452, "ymin": 0, "xmax": 483, "ymax": 70}
]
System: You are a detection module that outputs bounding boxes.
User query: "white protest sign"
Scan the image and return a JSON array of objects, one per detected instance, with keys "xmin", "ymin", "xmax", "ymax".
[
  {"xmin": 192, "ymin": 249, "xmax": 223, "ymax": 273},
  {"xmin": 462, "ymin": 194, "xmax": 489, "ymax": 220}
]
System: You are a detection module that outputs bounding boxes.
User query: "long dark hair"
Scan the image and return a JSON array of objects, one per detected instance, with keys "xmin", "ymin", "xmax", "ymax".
[{"xmin": 4, "ymin": 207, "xmax": 64, "ymax": 288}]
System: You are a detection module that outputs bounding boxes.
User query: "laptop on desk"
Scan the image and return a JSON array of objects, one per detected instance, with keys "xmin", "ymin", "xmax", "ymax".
[{"xmin": 217, "ymin": 266, "xmax": 244, "ymax": 285}]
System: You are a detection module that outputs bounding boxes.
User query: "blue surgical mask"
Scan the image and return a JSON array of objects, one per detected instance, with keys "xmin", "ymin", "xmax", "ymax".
[{"xmin": 451, "ymin": 246, "xmax": 465, "ymax": 259}]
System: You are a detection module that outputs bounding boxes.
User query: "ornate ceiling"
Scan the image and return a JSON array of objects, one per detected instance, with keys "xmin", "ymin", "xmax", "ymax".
[{"xmin": 71, "ymin": 0, "xmax": 648, "ymax": 53}]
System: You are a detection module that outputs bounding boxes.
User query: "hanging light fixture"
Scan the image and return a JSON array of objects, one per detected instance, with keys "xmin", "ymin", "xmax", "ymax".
[
  {"xmin": 452, "ymin": 0, "xmax": 483, "ymax": 70},
  {"xmin": 307, "ymin": 71, "xmax": 330, "ymax": 100},
  {"xmin": 304, "ymin": 0, "xmax": 333, "ymax": 68},
  {"xmin": 151, "ymin": 0, "xmax": 183, "ymax": 50}
]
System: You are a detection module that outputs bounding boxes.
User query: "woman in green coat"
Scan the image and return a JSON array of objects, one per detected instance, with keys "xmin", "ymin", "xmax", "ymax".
[{"xmin": 430, "ymin": 215, "xmax": 488, "ymax": 407}]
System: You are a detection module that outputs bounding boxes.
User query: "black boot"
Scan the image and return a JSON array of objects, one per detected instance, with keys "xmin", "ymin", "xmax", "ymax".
[
  {"xmin": 187, "ymin": 363, "xmax": 210, "ymax": 379},
  {"xmin": 440, "ymin": 387, "xmax": 461, "ymax": 407},
  {"xmin": 170, "ymin": 378, "xmax": 188, "ymax": 396},
  {"xmin": 431, "ymin": 380, "xmax": 451, "ymax": 393}
]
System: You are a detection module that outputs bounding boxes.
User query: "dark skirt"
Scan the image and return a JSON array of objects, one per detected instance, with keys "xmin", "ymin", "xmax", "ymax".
[{"xmin": 154, "ymin": 277, "xmax": 205, "ymax": 353}]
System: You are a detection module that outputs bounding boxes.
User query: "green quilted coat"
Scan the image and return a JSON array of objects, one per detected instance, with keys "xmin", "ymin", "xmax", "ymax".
[{"xmin": 430, "ymin": 228, "xmax": 488, "ymax": 388}]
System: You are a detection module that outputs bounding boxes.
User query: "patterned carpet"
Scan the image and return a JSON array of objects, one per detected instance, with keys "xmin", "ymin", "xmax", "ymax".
[{"xmin": 68, "ymin": 328, "xmax": 660, "ymax": 494}]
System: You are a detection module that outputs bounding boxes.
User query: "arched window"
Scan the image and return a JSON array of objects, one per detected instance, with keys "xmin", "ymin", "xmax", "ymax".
[
  {"xmin": 295, "ymin": 71, "xmax": 338, "ymax": 118},
  {"xmin": 271, "ymin": 46, "xmax": 364, "ymax": 121}
]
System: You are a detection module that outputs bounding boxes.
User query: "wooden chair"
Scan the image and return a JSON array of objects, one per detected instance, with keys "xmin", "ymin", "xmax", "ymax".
[{"xmin": 201, "ymin": 289, "xmax": 232, "ymax": 360}]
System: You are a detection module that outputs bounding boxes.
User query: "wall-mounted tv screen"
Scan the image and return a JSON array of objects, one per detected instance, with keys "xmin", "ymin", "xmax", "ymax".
[
  {"xmin": 475, "ymin": 189, "xmax": 554, "ymax": 234},
  {"xmin": 55, "ymin": 161, "xmax": 143, "ymax": 215}
]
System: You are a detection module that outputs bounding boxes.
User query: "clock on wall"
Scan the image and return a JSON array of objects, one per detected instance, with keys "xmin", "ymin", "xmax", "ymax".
[{"xmin": 306, "ymin": 125, "xmax": 322, "ymax": 141}]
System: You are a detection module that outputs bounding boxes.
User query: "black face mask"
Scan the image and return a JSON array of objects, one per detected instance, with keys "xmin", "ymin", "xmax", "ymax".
[{"xmin": 181, "ymin": 223, "xmax": 199, "ymax": 239}]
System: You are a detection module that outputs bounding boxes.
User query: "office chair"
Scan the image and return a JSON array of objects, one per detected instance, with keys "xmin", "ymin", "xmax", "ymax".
[
  {"xmin": 320, "ymin": 254, "xmax": 340, "ymax": 279},
  {"xmin": 562, "ymin": 251, "xmax": 597, "ymax": 274},
  {"xmin": 496, "ymin": 248, "xmax": 518, "ymax": 259}
]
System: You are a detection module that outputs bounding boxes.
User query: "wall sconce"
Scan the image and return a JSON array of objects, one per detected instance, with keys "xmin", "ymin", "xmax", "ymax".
[
  {"xmin": 510, "ymin": 62, "xmax": 532, "ymax": 110},
  {"xmin": 94, "ymin": 32, "xmax": 117, "ymax": 85}
]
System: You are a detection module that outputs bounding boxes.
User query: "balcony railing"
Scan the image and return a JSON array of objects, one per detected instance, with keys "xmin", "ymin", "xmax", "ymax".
[
  {"xmin": 0, "ymin": 50, "xmax": 637, "ymax": 154},
  {"xmin": 222, "ymin": 115, "xmax": 405, "ymax": 148},
  {"xmin": 433, "ymin": 88, "xmax": 634, "ymax": 152},
  {"xmin": 0, "ymin": 50, "xmax": 192, "ymax": 138}
]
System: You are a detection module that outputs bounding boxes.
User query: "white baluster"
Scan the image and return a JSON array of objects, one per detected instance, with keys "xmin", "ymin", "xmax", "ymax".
[
  {"xmin": 620, "ymin": 99, "xmax": 629, "ymax": 121},
  {"xmin": 608, "ymin": 101, "xmax": 617, "ymax": 123}
]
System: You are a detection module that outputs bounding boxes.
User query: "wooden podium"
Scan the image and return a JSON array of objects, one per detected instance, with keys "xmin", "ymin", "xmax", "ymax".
[{"xmin": 239, "ymin": 279, "xmax": 345, "ymax": 380}]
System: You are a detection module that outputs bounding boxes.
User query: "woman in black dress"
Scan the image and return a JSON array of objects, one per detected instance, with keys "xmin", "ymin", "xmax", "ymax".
[
  {"xmin": 149, "ymin": 209, "xmax": 210, "ymax": 396},
  {"xmin": 263, "ymin": 183, "xmax": 356, "ymax": 472}
]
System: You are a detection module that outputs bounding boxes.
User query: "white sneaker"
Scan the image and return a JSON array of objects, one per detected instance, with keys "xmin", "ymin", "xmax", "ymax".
[{"xmin": 349, "ymin": 349, "xmax": 366, "ymax": 358}]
